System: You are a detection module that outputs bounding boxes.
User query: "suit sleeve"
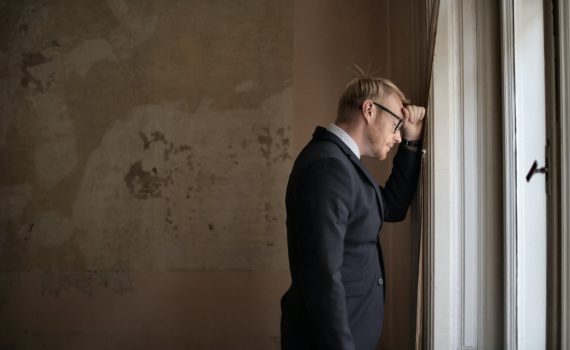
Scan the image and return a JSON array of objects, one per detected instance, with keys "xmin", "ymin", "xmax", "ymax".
[
  {"xmin": 380, "ymin": 145, "xmax": 422, "ymax": 222},
  {"xmin": 295, "ymin": 157, "xmax": 356, "ymax": 350}
]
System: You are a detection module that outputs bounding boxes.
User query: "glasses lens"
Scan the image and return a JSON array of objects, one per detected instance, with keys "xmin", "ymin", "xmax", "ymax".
[
  {"xmin": 394, "ymin": 119, "xmax": 403, "ymax": 133},
  {"xmin": 373, "ymin": 102, "xmax": 403, "ymax": 133}
]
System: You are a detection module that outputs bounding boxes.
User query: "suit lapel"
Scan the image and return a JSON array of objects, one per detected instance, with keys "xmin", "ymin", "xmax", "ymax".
[
  {"xmin": 347, "ymin": 153, "xmax": 385, "ymax": 221},
  {"xmin": 312, "ymin": 127, "xmax": 385, "ymax": 221}
]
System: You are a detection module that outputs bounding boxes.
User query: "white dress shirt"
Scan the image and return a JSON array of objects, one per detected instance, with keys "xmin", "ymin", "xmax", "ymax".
[{"xmin": 326, "ymin": 123, "xmax": 361, "ymax": 159}]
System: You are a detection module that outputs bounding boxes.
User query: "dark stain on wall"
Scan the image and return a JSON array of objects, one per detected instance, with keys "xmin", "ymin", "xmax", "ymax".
[
  {"xmin": 124, "ymin": 161, "xmax": 168, "ymax": 199},
  {"xmin": 255, "ymin": 125, "xmax": 291, "ymax": 166},
  {"xmin": 274, "ymin": 126, "xmax": 292, "ymax": 162},
  {"xmin": 257, "ymin": 127, "xmax": 273, "ymax": 161},
  {"xmin": 20, "ymin": 52, "xmax": 52, "ymax": 91},
  {"xmin": 139, "ymin": 131, "xmax": 166, "ymax": 150},
  {"xmin": 125, "ymin": 131, "xmax": 197, "ymax": 200}
]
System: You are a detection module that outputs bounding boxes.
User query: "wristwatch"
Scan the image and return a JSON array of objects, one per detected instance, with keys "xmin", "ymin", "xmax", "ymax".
[{"xmin": 402, "ymin": 139, "xmax": 422, "ymax": 152}]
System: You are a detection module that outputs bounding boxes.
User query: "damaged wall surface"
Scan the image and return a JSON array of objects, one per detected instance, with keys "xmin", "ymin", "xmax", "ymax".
[{"xmin": 1, "ymin": 0, "xmax": 291, "ymax": 349}]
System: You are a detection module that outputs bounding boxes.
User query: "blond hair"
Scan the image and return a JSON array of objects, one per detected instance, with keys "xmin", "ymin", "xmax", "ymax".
[{"xmin": 336, "ymin": 68, "xmax": 407, "ymax": 123}]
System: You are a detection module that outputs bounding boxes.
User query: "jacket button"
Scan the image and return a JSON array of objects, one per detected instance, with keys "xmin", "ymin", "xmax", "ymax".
[{"xmin": 378, "ymin": 278, "xmax": 384, "ymax": 286}]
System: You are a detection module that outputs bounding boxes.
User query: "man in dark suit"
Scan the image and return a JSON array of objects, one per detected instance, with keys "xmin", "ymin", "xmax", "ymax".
[{"xmin": 280, "ymin": 76, "xmax": 425, "ymax": 350}]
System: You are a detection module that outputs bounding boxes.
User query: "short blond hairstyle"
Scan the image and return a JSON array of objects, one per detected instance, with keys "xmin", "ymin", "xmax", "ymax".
[{"xmin": 336, "ymin": 75, "xmax": 407, "ymax": 123}]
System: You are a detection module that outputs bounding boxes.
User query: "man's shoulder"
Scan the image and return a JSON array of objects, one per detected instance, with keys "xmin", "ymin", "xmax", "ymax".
[
  {"xmin": 297, "ymin": 137, "xmax": 350, "ymax": 164},
  {"xmin": 288, "ymin": 139, "xmax": 355, "ymax": 183}
]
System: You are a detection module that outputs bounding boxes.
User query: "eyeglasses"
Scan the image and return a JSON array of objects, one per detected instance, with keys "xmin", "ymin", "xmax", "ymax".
[{"xmin": 372, "ymin": 102, "xmax": 404, "ymax": 133}]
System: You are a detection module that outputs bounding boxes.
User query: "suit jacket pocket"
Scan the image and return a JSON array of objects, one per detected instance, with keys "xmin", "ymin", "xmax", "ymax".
[{"xmin": 343, "ymin": 280, "xmax": 366, "ymax": 298}]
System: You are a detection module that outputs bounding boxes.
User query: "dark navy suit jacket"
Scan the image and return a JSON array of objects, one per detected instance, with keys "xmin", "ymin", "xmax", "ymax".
[{"xmin": 280, "ymin": 126, "xmax": 421, "ymax": 350}]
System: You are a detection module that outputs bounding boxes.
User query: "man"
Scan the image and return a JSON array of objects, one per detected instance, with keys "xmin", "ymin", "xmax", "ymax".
[{"xmin": 280, "ymin": 76, "xmax": 426, "ymax": 350}]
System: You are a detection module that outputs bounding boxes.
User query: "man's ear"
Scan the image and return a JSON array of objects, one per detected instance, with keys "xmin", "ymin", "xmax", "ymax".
[{"xmin": 361, "ymin": 99, "xmax": 374, "ymax": 124}]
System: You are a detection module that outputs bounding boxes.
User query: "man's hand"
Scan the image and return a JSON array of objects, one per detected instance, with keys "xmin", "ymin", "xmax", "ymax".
[{"xmin": 401, "ymin": 105, "xmax": 426, "ymax": 141}]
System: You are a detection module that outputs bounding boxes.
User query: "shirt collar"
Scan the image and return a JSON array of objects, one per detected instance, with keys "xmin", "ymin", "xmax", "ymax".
[{"xmin": 326, "ymin": 123, "xmax": 361, "ymax": 159}]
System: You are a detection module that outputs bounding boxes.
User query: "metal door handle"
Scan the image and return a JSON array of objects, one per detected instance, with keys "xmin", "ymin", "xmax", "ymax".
[{"xmin": 525, "ymin": 160, "xmax": 548, "ymax": 182}]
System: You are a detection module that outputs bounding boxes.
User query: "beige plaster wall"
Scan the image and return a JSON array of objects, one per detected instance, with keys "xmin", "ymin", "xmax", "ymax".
[
  {"xmin": 1, "ymin": 1, "xmax": 292, "ymax": 349},
  {"xmin": 0, "ymin": 0, "xmax": 428, "ymax": 349}
]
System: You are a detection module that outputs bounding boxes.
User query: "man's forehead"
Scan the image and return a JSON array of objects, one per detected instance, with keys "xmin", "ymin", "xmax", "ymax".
[{"xmin": 382, "ymin": 93, "xmax": 404, "ymax": 109}]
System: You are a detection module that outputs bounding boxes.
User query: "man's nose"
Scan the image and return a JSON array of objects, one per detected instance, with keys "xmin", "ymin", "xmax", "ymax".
[{"xmin": 394, "ymin": 130, "xmax": 402, "ymax": 143}]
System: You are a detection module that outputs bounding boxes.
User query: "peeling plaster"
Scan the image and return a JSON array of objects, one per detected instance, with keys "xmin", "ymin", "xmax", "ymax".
[
  {"xmin": 70, "ymin": 89, "xmax": 292, "ymax": 270},
  {"xmin": 63, "ymin": 39, "xmax": 117, "ymax": 76},
  {"xmin": 1, "ymin": 0, "xmax": 293, "ymax": 273},
  {"xmin": 123, "ymin": 161, "xmax": 168, "ymax": 199},
  {"xmin": 19, "ymin": 38, "xmax": 116, "ymax": 93}
]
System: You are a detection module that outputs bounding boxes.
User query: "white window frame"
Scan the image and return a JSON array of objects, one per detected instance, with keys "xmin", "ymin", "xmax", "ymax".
[{"xmin": 501, "ymin": 0, "xmax": 549, "ymax": 348}]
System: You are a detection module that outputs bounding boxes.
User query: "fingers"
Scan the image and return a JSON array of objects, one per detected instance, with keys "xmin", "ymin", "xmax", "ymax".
[
  {"xmin": 402, "ymin": 105, "xmax": 426, "ymax": 124},
  {"xmin": 402, "ymin": 105, "xmax": 411, "ymax": 121}
]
